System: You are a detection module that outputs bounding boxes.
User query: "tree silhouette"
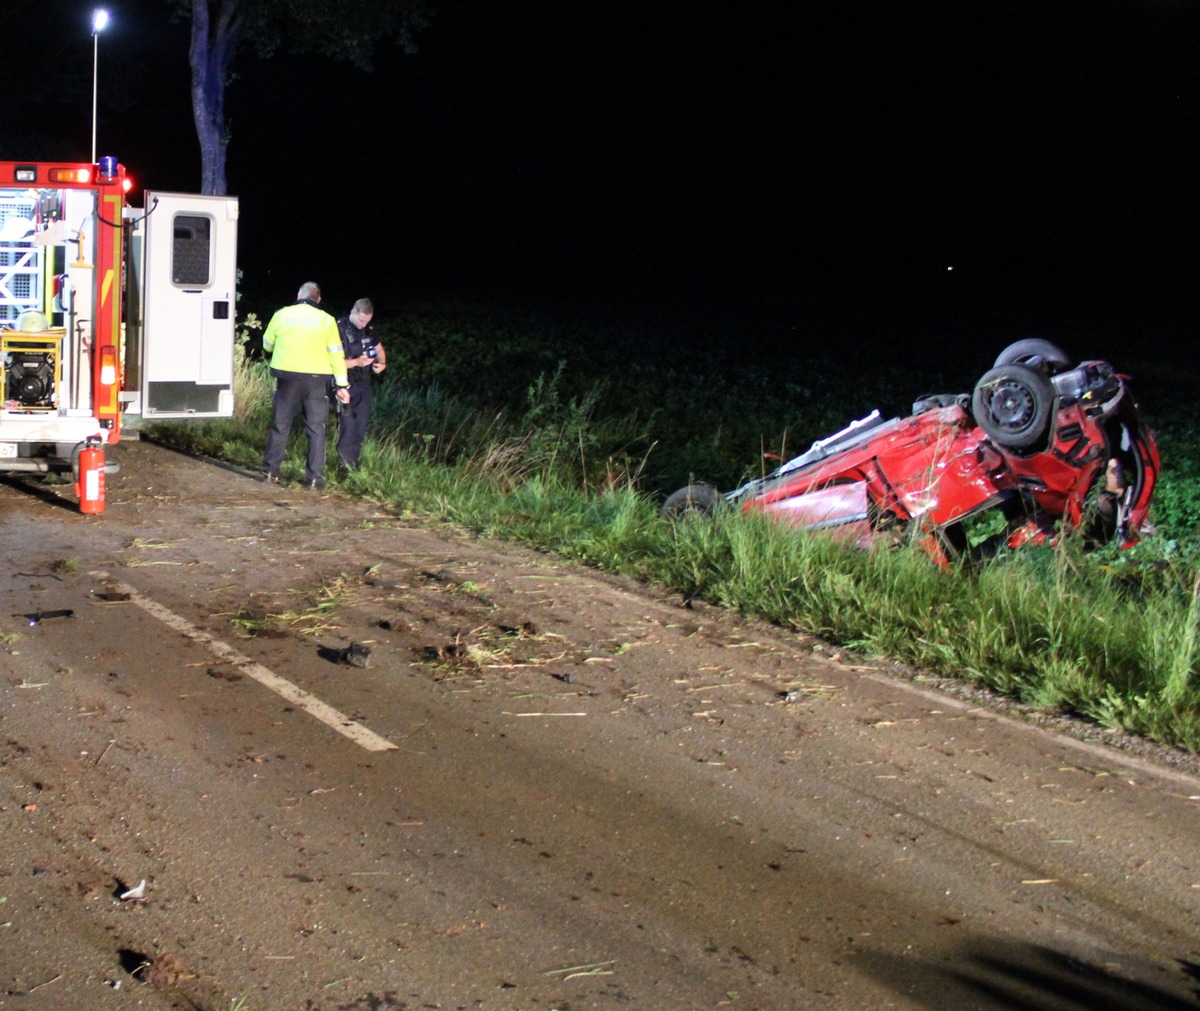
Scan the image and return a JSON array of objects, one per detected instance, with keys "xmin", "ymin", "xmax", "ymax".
[{"xmin": 180, "ymin": 0, "xmax": 430, "ymax": 194}]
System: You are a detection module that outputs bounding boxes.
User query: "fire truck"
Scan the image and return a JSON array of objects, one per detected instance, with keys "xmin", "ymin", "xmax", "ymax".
[{"xmin": 0, "ymin": 157, "xmax": 238, "ymax": 483}]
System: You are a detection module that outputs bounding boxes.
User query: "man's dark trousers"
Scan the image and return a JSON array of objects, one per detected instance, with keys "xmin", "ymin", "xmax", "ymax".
[
  {"xmin": 336, "ymin": 379, "xmax": 372, "ymax": 469},
  {"xmin": 263, "ymin": 370, "xmax": 331, "ymax": 483}
]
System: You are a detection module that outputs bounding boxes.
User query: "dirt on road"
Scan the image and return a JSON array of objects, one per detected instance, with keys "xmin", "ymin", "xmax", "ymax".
[{"xmin": 0, "ymin": 438, "xmax": 1198, "ymax": 1011}]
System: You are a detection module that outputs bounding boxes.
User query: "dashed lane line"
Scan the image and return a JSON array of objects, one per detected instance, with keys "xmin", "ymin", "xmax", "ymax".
[{"xmin": 90, "ymin": 571, "xmax": 398, "ymax": 753}]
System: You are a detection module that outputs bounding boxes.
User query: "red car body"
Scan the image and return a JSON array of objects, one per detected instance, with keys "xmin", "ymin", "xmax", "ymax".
[{"xmin": 666, "ymin": 346, "xmax": 1159, "ymax": 565}]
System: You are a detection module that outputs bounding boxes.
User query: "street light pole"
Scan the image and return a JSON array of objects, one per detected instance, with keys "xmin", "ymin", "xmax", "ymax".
[{"xmin": 91, "ymin": 8, "xmax": 109, "ymax": 165}]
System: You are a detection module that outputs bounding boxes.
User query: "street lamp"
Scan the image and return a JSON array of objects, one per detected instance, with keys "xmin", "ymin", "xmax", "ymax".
[{"xmin": 91, "ymin": 8, "xmax": 110, "ymax": 165}]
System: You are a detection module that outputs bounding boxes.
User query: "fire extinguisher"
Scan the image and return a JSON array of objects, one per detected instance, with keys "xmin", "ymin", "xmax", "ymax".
[{"xmin": 76, "ymin": 436, "xmax": 106, "ymax": 515}]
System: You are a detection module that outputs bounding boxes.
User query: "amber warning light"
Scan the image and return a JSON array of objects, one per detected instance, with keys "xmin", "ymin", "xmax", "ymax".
[{"xmin": 47, "ymin": 167, "xmax": 92, "ymax": 184}]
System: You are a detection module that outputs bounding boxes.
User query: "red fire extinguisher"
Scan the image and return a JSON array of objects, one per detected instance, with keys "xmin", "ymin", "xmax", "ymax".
[{"xmin": 76, "ymin": 436, "xmax": 106, "ymax": 515}]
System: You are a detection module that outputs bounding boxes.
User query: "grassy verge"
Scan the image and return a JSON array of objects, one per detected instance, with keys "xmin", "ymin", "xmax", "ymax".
[{"xmin": 146, "ymin": 306, "xmax": 1200, "ymax": 752}]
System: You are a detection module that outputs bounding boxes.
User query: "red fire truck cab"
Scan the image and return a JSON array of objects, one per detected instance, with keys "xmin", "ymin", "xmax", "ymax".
[{"xmin": 0, "ymin": 157, "xmax": 238, "ymax": 477}]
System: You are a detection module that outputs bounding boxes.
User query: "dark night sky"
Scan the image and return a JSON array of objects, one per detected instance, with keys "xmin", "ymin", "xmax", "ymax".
[{"xmin": 7, "ymin": 0, "xmax": 1199, "ymax": 354}]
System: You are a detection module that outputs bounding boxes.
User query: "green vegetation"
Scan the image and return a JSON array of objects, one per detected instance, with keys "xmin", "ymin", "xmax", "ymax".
[{"xmin": 151, "ymin": 299, "xmax": 1200, "ymax": 751}]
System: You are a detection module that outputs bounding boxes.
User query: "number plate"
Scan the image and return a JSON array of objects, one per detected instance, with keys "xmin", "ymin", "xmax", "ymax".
[{"xmin": 0, "ymin": 443, "xmax": 17, "ymax": 459}]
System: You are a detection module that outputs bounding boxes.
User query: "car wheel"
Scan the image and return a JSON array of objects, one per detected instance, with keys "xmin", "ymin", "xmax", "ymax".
[
  {"xmin": 994, "ymin": 339, "xmax": 1071, "ymax": 375},
  {"xmin": 972, "ymin": 364, "xmax": 1056, "ymax": 450},
  {"xmin": 661, "ymin": 483, "xmax": 723, "ymax": 520}
]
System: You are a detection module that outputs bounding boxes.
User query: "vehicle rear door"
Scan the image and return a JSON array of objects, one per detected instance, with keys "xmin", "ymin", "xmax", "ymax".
[{"xmin": 138, "ymin": 191, "xmax": 238, "ymax": 417}]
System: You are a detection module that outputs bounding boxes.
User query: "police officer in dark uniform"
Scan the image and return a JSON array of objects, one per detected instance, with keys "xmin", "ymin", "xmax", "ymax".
[{"xmin": 334, "ymin": 297, "xmax": 385, "ymax": 473}]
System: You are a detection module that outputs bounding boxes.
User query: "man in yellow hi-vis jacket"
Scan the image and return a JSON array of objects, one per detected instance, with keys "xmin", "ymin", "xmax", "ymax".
[{"xmin": 261, "ymin": 281, "xmax": 350, "ymax": 489}]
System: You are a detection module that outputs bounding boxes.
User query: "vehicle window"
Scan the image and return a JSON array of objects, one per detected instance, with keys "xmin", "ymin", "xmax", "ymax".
[
  {"xmin": 0, "ymin": 192, "xmax": 39, "ymax": 323},
  {"xmin": 172, "ymin": 214, "xmax": 211, "ymax": 286}
]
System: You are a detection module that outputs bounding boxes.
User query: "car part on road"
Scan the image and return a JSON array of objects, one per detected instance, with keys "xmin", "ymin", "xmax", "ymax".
[{"xmin": 20, "ymin": 609, "xmax": 75, "ymax": 625}]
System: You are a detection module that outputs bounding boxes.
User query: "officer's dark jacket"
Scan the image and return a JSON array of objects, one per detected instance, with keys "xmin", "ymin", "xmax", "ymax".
[{"xmin": 337, "ymin": 316, "xmax": 378, "ymax": 384}]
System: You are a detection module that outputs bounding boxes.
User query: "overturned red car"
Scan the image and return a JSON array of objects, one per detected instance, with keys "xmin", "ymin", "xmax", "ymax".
[{"xmin": 663, "ymin": 340, "xmax": 1159, "ymax": 565}]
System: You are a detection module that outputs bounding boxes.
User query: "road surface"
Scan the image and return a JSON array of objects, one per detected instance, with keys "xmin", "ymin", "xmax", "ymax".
[{"xmin": 0, "ymin": 440, "xmax": 1197, "ymax": 1010}]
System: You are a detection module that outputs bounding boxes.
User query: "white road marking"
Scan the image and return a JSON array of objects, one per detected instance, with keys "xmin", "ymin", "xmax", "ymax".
[{"xmin": 90, "ymin": 572, "xmax": 397, "ymax": 752}]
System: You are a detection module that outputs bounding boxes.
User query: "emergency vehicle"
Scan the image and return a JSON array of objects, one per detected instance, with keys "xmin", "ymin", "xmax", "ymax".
[{"xmin": 0, "ymin": 157, "xmax": 237, "ymax": 480}]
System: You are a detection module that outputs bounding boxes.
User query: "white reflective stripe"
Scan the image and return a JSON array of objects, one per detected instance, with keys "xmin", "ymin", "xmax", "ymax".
[{"xmin": 90, "ymin": 572, "xmax": 397, "ymax": 752}]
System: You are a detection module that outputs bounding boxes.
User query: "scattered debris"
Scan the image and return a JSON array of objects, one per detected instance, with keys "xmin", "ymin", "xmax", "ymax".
[
  {"xmin": 116, "ymin": 950, "xmax": 196, "ymax": 989},
  {"xmin": 340, "ymin": 643, "xmax": 372, "ymax": 667},
  {"xmin": 94, "ymin": 591, "xmax": 132, "ymax": 602},
  {"xmin": 497, "ymin": 621, "xmax": 539, "ymax": 637},
  {"xmin": 229, "ymin": 608, "xmax": 287, "ymax": 638},
  {"xmin": 119, "ymin": 879, "xmax": 147, "ymax": 901},
  {"xmin": 94, "ymin": 740, "xmax": 116, "ymax": 766},
  {"xmin": 28, "ymin": 973, "xmax": 62, "ymax": 993},
  {"xmin": 19, "ymin": 609, "xmax": 74, "ymax": 626},
  {"xmin": 545, "ymin": 959, "xmax": 616, "ymax": 981},
  {"xmin": 318, "ymin": 641, "xmax": 375, "ymax": 667}
]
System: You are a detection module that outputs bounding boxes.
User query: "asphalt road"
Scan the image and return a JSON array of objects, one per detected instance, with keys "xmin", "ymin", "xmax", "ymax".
[{"xmin": 0, "ymin": 441, "xmax": 1197, "ymax": 1010}]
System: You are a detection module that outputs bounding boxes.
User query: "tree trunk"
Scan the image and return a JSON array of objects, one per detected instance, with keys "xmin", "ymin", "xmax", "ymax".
[{"xmin": 189, "ymin": 0, "xmax": 239, "ymax": 196}]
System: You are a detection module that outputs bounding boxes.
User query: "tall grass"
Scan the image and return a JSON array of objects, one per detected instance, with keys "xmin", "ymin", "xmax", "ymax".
[{"xmin": 146, "ymin": 302, "xmax": 1200, "ymax": 752}]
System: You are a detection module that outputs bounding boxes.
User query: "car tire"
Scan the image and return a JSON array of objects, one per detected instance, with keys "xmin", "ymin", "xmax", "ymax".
[
  {"xmin": 661, "ymin": 483, "xmax": 723, "ymax": 520},
  {"xmin": 972, "ymin": 364, "xmax": 1056, "ymax": 450},
  {"xmin": 994, "ymin": 339, "xmax": 1072, "ymax": 375}
]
